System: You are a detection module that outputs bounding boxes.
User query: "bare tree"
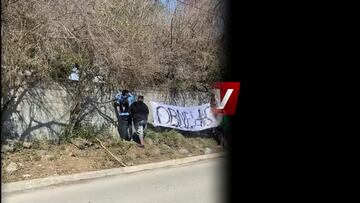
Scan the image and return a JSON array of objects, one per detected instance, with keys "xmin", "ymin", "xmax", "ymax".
[{"xmin": 1, "ymin": 0, "xmax": 225, "ymax": 135}]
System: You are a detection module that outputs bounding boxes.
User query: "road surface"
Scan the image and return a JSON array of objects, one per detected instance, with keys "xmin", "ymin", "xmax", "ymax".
[{"xmin": 2, "ymin": 158, "xmax": 226, "ymax": 203}]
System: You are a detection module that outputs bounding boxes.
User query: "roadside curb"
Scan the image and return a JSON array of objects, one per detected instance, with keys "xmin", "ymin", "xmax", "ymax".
[{"xmin": 2, "ymin": 152, "xmax": 226, "ymax": 194}]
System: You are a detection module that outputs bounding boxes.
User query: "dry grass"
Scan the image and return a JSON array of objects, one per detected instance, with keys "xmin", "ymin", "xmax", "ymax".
[{"xmin": 1, "ymin": 130, "xmax": 223, "ymax": 183}]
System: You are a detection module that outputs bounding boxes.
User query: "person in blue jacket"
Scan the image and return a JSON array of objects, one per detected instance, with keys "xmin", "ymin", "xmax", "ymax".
[{"xmin": 114, "ymin": 89, "xmax": 135, "ymax": 141}]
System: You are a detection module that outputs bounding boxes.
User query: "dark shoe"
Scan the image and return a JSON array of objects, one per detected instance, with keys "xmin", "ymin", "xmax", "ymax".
[{"xmin": 137, "ymin": 144, "xmax": 145, "ymax": 148}]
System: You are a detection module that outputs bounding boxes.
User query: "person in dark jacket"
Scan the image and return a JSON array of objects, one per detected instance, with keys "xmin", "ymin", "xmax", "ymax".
[
  {"xmin": 129, "ymin": 95, "xmax": 149, "ymax": 148},
  {"xmin": 114, "ymin": 89, "xmax": 135, "ymax": 141}
]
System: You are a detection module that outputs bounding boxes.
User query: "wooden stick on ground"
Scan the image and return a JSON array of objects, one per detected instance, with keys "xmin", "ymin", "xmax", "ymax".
[{"xmin": 95, "ymin": 138, "xmax": 127, "ymax": 167}]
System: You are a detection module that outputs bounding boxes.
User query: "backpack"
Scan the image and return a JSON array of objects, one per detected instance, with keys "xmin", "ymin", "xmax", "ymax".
[
  {"xmin": 119, "ymin": 97, "xmax": 130, "ymax": 113},
  {"xmin": 114, "ymin": 95, "xmax": 128, "ymax": 113}
]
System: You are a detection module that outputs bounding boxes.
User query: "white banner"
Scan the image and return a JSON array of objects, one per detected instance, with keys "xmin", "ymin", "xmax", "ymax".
[{"xmin": 150, "ymin": 101, "xmax": 220, "ymax": 131}]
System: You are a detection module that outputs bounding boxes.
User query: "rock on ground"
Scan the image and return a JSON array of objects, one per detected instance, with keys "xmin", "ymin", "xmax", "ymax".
[
  {"xmin": 23, "ymin": 141, "xmax": 32, "ymax": 148},
  {"xmin": 204, "ymin": 148, "xmax": 212, "ymax": 154},
  {"xmin": 71, "ymin": 138, "xmax": 91, "ymax": 149},
  {"xmin": 69, "ymin": 152, "xmax": 76, "ymax": 157},
  {"xmin": 151, "ymin": 148, "xmax": 161, "ymax": 156},
  {"xmin": 6, "ymin": 162, "xmax": 18, "ymax": 174},
  {"xmin": 179, "ymin": 148, "xmax": 190, "ymax": 155},
  {"xmin": 2, "ymin": 145, "xmax": 15, "ymax": 153},
  {"xmin": 37, "ymin": 150, "xmax": 48, "ymax": 156},
  {"xmin": 5, "ymin": 139, "xmax": 17, "ymax": 146},
  {"xmin": 145, "ymin": 138, "xmax": 154, "ymax": 145},
  {"xmin": 42, "ymin": 154, "xmax": 55, "ymax": 161},
  {"xmin": 160, "ymin": 144, "xmax": 171, "ymax": 150},
  {"xmin": 126, "ymin": 153, "xmax": 137, "ymax": 160}
]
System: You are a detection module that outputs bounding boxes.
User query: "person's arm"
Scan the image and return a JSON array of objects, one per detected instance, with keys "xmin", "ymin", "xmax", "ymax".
[
  {"xmin": 116, "ymin": 104, "xmax": 121, "ymax": 114},
  {"xmin": 144, "ymin": 103, "xmax": 149, "ymax": 116},
  {"xmin": 113, "ymin": 101, "xmax": 121, "ymax": 121},
  {"xmin": 129, "ymin": 103, "xmax": 134, "ymax": 117},
  {"xmin": 113, "ymin": 100, "xmax": 120, "ymax": 114}
]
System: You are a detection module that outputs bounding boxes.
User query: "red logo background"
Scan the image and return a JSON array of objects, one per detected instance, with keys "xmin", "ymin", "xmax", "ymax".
[{"xmin": 212, "ymin": 82, "xmax": 240, "ymax": 115}]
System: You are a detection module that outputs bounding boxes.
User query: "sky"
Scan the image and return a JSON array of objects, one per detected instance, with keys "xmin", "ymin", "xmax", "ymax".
[{"xmin": 160, "ymin": 0, "xmax": 177, "ymax": 14}]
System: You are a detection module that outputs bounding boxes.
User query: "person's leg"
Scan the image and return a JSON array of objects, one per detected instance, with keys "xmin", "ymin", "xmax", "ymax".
[
  {"xmin": 132, "ymin": 121, "xmax": 141, "ymax": 144},
  {"xmin": 114, "ymin": 105, "xmax": 123, "ymax": 140},
  {"xmin": 136, "ymin": 121, "xmax": 145, "ymax": 147},
  {"xmin": 140, "ymin": 121, "xmax": 147, "ymax": 145},
  {"xmin": 117, "ymin": 120, "xmax": 122, "ymax": 139},
  {"xmin": 143, "ymin": 122, "xmax": 147, "ymax": 138},
  {"xmin": 124, "ymin": 116, "xmax": 132, "ymax": 141},
  {"xmin": 128, "ymin": 118, "xmax": 133, "ymax": 141},
  {"xmin": 139, "ymin": 127, "xmax": 144, "ymax": 146},
  {"xmin": 119, "ymin": 116, "xmax": 125, "ymax": 140},
  {"xmin": 120, "ymin": 115, "xmax": 129, "ymax": 140}
]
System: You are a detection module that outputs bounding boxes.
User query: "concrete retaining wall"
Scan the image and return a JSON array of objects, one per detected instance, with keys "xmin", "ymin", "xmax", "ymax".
[{"xmin": 1, "ymin": 83, "xmax": 210, "ymax": 141}]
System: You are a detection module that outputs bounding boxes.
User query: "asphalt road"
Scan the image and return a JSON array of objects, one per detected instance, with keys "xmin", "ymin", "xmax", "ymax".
[{"xmin": 2, "ymin": 158, "xmax": 226, "ymax": 203}]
